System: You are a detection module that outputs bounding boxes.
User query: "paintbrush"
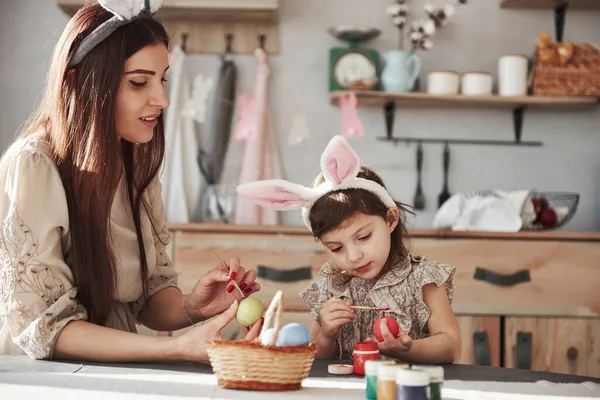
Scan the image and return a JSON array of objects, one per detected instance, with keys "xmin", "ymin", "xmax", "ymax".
[
  {"xmin": 311, "ymin": 303, "xmax": 389, "ymax": 311},
  {"xmin": 214, "ymin": 250, "xmax": 245, "ymax": 298}
]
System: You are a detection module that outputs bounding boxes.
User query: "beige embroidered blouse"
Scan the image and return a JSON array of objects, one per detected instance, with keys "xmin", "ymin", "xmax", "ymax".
[
  {"xmin": 300, "ymin": 255, "xmax": 456, "ymax": 360},
  {"xmin": 0, "ymin": 134, "xmax": 178, "ymax": 359}
]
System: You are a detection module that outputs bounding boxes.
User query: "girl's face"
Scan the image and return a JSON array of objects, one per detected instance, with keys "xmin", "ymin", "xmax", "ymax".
[
  {"xmin": 319, "ymin": 211, "xmax": 399, "ymax": 280},
  {"xmin": 115, "ymin": 42, "xmax": 170, "ymax": 144}
]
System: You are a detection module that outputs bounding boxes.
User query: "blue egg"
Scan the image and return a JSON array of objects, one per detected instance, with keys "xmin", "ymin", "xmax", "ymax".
[
  {"xmin": 275, "ymin": 323, "xmax": 311, "ymax": 346},
  {"xmin": 260, "ymin": 327, "xmax": 276, "ymax": 346}
]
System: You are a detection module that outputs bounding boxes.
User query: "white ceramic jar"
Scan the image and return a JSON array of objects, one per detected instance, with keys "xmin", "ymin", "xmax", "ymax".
[
  {"xmin": 498, "ymin": 55, "xmax": 528, "ymax": 96},
  {"xmin": 461, "ymin": 72, "xmax": 493, "ymax": 96},
  {"xmin": 427, "ymin": 70, "xmax": 460, "ymax": 95}
]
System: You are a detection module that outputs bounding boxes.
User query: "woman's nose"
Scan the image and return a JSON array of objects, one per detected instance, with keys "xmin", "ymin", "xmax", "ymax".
[{"xmin": 149, "ymin": 84, "xmax": 170, "ymax": 109}]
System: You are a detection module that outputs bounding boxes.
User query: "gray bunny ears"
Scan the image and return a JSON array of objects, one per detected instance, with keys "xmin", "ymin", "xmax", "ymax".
[{"xmin": 68, "ymin": 0, "xmax": 162, "ymax": 68}]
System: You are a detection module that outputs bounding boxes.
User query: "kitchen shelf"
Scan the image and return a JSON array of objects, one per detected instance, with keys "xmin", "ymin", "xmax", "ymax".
[
  {"xmin": 329, "ymin": 91, "xmax": 598, "ymax": 109},
  {"xmin": 500, "ymin": 0, "xmax": 600, "ymax": 8},
  {"xmin": 330, "ymin": 90, "xmax": 598, "ymax": 147},
  {"xmin": 57, "ymin": 0, "xmax": 280, "ymax": 54}
]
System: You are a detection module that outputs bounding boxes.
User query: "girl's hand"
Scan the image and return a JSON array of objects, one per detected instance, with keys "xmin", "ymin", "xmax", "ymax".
[
  {"xmin": 367, "ymin": 318, "xmax": 413, "ymax": 357},
  {"xmin": 186, "ymin": 257, "xmax": 261, "ymax": 320},
  {"xmin": 319, "ymin": 297, "xmax": 356, "ymax": 340}
]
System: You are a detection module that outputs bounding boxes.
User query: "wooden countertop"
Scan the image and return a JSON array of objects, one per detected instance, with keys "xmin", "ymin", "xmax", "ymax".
[{"xmin": 168, "ymin": 223, "xmax": 600, "ymax": 242}]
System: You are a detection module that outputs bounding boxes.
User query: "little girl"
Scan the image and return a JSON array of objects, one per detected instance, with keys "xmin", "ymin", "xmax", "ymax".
[{"xmin": 237, "ymin": 135, "xmax": 461, "ymax": 364}]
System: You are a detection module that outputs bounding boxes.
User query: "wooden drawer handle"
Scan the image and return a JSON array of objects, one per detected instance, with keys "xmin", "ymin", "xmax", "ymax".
[
  {"xmin": 257, "ymin": 265, "xmax": 312, "ymax": 282},
  {"xmin": 516, "ymin": 331, "xmax": 532, "ymax": 370},
  {"xmin": 474, "ymin": 267, "xmax": 531, "ymax": 287},
  {"xmin": 567, "ymin": 347, "xmax": 578, "ymax": 360},
  {"xmin": 473, "ymin": 331, "xmax": 491, "ymax": 366}
]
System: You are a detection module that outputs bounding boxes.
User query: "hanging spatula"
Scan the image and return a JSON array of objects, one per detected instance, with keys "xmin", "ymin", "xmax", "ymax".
[
  {"xmin": 438, "ymin": 142, "xmax": 451, "ymax": 208},
  {"xmin": 413, "ymin": 142, "xmax": 425, "ymax": 210}
]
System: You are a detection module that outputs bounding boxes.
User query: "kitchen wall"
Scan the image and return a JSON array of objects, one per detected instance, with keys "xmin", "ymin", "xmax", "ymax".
[{"xmin": 1, "ymin": 0, "xmax": 599, "ymax": 230}]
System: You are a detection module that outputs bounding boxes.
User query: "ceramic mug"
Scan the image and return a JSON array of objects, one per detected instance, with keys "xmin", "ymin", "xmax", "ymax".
[
  {"xmin": 461, "ymin": 72, "xmax": 493, "ymax": 96},
  {"xmin": 498, "ymin": 55, "xmax": 528, "ymax": 96},
  {"xmin": 427, "ymin": 71, "xmax": 460, "ymax": 95}
]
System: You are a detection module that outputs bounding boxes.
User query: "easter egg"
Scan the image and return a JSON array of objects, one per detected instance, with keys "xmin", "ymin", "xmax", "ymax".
[
  {"xmin": 373, "ymin": 316, "xmax": 400, "ymax": 342},
  {"xmin": 275, "ymin": 323, "xmax": 311, "ymax": 346},
  {"xmin": 235, "ymin": 297, "xmax": 264, "ymax": 327},
  {"xmin": 260, "ymin": 327, "xmax": 276, "ymax": 346}
]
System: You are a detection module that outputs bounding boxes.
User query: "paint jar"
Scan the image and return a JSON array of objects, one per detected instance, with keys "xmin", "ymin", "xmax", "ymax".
[
  {"xmin": 395, "ymin": 369, "xmax": 430, "ymax": 400},
  {"xmin": 365, "ymin": 360, "xmax": 396, "ymax": 400},
  {"xmin": 377, "ymin": 364, "xmax": 409, "ymax": 400},
  {"xmin": 353, "ymin": 342, "xmax": 380, "ymax": 375},
  {"xmin": 411, "ymin": 365, "xmax": 444, "ymax": 400}
]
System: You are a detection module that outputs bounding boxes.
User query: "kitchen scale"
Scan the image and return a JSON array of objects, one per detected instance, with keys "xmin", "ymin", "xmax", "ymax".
[{"xmin": 328, "ymin": 26, "xmax": 381, "ymax": 92}]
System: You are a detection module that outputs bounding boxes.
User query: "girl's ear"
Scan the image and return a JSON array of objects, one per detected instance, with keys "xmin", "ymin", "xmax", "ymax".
[{"xmin": 386, "ymin": 207, "xmax": 400, "ymax": 232}]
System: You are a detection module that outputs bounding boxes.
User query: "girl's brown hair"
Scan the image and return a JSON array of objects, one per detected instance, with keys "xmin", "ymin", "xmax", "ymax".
[
  {"xmin": 309, "ymin": 167, "xmax": 413, "ymax": 271},
  {"xmin": 18, "ymin": 4, "xmax": 168, "ymax": 325}
]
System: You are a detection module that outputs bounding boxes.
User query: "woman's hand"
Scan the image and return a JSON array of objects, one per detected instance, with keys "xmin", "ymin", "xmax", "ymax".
[
  {"xmin": 366, "ymin": 319, "xmax": 413, "ymax": 358},
  {"xmin": 319, "ymin": 297, "xmax": 356, "ymax": 340},
  {"xmin": 186, "ymin": 257, "xmax": 261, "ymax": 321},
  {"xmin": 173, "ymin": 300, "xmax": 264, "ymax": 363}
]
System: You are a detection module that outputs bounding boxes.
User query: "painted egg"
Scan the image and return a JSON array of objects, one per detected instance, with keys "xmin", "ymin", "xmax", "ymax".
[
  {"xmin": 235, "ymin": 297, "xmax": 264, "ymax": 327},
  {"xmin": 275, "ymin": 323, "xmax": 311, "ymax": 346},
  {"xmin": 260, "ymin": 327, "xmax": 276, "ymax": 346}
]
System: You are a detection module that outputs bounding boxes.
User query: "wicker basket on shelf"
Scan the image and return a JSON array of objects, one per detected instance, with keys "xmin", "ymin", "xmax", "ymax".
[
  {"xmin": 531, "ymin": 43, "xmax": 600, "ymax": 97},
  {"xmin": 206, "ymin": 291, "xmax": 317, "ymax": 391}
]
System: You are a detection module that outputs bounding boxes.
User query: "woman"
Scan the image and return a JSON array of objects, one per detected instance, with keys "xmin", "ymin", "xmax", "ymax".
[{"xmin": 0, "ymin": 1, "xmax": 260, "ymax": 362}]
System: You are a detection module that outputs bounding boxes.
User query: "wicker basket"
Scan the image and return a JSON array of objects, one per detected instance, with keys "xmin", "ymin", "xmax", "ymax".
[
  {"xmin": 532, "ymin": 44, "xmax": 600, "ymax": 96},
  {"xmin": 206, "ymin": 291, "xmax": 317, "ymax": 391}
]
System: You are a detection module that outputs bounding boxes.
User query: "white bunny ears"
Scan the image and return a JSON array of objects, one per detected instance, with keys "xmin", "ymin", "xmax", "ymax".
[
  {"xmin": 237, "ymin": 135, "xmax": 397, "ymax": 231},
  {"xmin": 69, "ymin": 0, "xmax": 162, "ymax": 68}
]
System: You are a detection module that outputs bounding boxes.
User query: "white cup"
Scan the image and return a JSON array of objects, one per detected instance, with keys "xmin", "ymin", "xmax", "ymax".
[
  {"xmin": 427, "ymin": 71, "xmax": 460, "ymax": 95},
  {"xmin": 461, "ymin": 72, "xmax": 493, "ymax": 96},
  {"xmin": 498, "ymin": 55, "xmax": 528, "ymax": 96}
]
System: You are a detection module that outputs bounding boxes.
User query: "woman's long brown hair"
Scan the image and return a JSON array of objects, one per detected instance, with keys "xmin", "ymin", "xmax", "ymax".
[
  {"xmin": 18, "ymin": 4, "xmax": 168, "ymax": 325},
  {"xmin": 309, "ymin": 167, "xmax": 414, "ymax": 273}
]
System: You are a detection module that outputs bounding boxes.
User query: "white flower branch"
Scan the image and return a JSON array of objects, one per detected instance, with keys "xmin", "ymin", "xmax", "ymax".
[{"xmin": 387, "ymin": 0, "xmax": 468, "ymax": 52}]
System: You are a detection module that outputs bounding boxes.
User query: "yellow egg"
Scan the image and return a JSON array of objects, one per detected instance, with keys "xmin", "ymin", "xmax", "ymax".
[{"xmin": 235, "ymin": 297, "xmax": 264, "ymax": 327}]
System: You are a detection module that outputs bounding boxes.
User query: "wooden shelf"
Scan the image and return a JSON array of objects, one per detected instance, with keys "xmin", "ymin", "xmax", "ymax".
[
  {"xmin": 500, "ymin": 0, "xmax": 600, "ymax": 8},
  {"xmin": 57, "ymin": 0, "xmax": 280, "ymax": 54},
  {"xmin": 58, "ymin": 0, "xmax": 278, "ymax": 22},
  {"xmin": 330, "ymin": 91, "xmax": 599, "ymax": 110}
]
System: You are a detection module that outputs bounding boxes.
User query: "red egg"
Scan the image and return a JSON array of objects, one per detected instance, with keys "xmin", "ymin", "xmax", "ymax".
[{"xmin": 373, "ymin": 316, "xmax": 400, "ymax": 342}]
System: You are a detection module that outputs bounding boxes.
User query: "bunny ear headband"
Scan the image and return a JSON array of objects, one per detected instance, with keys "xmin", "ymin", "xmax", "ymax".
[
  {"xmin": 68, "ymin": 0, "xmax": 162, "ymax": 68},
  {"xmin": 237, "ymin": 135, "xmax": 397, "ymax": 232}
]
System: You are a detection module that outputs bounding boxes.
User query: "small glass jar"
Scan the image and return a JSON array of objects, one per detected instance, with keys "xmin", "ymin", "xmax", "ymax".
[
  {"xmin": 365, "ymin": 360, "xmax": 395, "ymax": 400},
  {"xmin": 377, "ymin": 364, "xmax": 409, "ymax": 400},
  {"xmin": 353, "ymin": 342, "xmax": 380, "ymax": 376},
  {"xmin": 412, "ymin": 365, "xmax": 444, "ymax": 400},
  {"xmin": 395, "ymin": 369, "xmax": 430, "ymax": 400}
]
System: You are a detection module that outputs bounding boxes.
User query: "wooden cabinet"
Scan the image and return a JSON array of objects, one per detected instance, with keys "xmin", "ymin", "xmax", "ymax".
[
  {"xmin": 409, "ymin": 236, "xmax": 600, "ymax": 317},
  {"xmin": 166, "ymin": 223, "xmax": 600, "ymax": 377},
  {"xmin": 456, "ymin": 316, "xmax": 501, "ymax": 367},
  {"xmin": 504, "ymin": 317, "xmax": 600, "ymax": 378},
  {"xmin": 173, "ymin": 229, "xmax": 327, "ymax": 311}
]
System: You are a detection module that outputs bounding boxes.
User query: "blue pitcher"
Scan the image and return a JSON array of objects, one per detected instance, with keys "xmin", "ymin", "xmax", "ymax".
[{"xmin": 381, "ymin": 50, "xmax": 421, "ymax": 93}]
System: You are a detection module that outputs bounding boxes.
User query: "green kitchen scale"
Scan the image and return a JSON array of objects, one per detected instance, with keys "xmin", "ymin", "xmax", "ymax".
[{"xmin": 328, "ymin": 26, "xmax": 381, "ymax": 92}]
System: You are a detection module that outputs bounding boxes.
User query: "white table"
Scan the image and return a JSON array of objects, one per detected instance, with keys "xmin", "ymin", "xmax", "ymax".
[{"xmin": 1, "ymin": 356, "xmax": 599, "ymax": 399}]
